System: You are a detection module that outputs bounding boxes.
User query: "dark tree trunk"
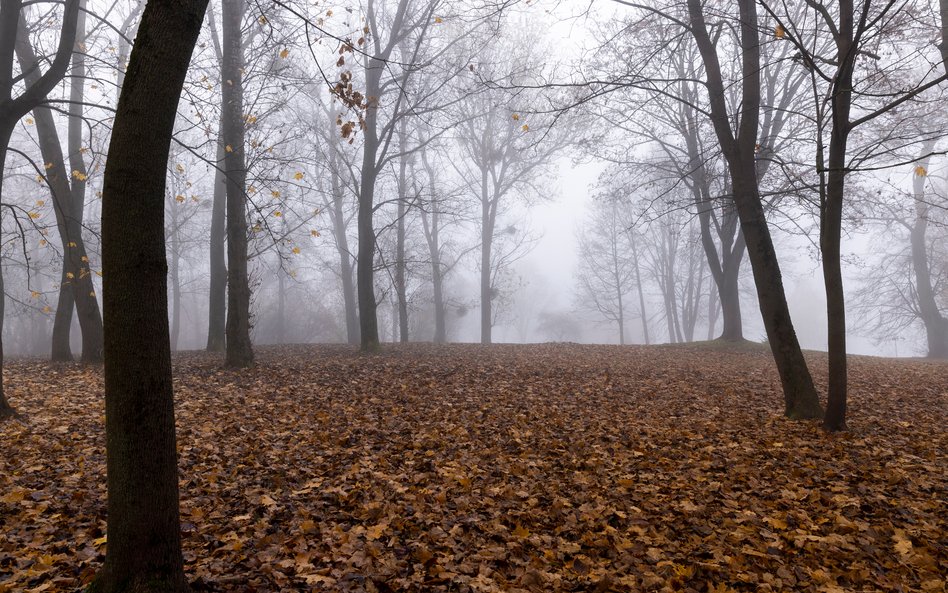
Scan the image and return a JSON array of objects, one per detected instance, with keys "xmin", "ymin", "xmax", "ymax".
[
  {"xmin": 222, "ymin": 0, "xmax": 253, "ymax": 367},
  {"xmin": 718, "ymin": 256, "xmax": 743, "ymax": 341},
  {"xmin": 629, "ymin": 230, "xmax": 650, "ymax": 345},
  {"xmin": 910, "ymin": 146, "xmax": 948, "ymax": 358},
  {"xmin": 0, "ymin": 130, "xmax": 11, "ymax": 419},
  {"xmin": 821, "ymin": 1, "xmax": 857, "ymax": 433},
  {"xmin": 357, "ymin": 57, "xmax": 383, "ymax": 351},
  {"xmin": 16, "ymin": 22, "xmax": 104, "ymax": 363},
  {"xmin": 206, "ymin": 135, "xmax": 227, "ymax": 351},
  {"xmin": 93, "ymin": 0, "xmax": 207, "ymax": 589},
  {"xmin": 688, "ymin": 0, "xmax": 822, "ymax": 419}
]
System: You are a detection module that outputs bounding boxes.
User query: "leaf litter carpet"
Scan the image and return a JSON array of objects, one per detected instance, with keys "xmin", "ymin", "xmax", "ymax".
[{"xmin": 1, "ymin": 343, "xmax": 946, "ymax": 592}]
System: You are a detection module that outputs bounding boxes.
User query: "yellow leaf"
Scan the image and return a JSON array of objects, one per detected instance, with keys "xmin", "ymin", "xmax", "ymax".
[
  {"xmin": 42, "ymin": 306, "xmax": 52, "ymax": 314},
  {"xmin": 248, "ymin": 185, "xmax": 257, "ymax": 194},
  {"xmin": 310, "ymin": 230, "xmax": 320, "ymax": 237},
  {"xmin": 39, "ymin": 239, "xmax": 47, "ymax": 246},
  {"xmin": 35, "ymin": 200, "xmax": 45, "ymax": 206},
  {"xmin": 252, "ymin": 224, "xmax": 262, "ymax": 232},
  {"xmin": 522, "ymin": 124, "xmax": 529, "ymax": 132},
  {"xmin": 280, "ymin": 48, "xmax": 290, "ymax": 59},
  {"xmin": 273, "ymin": 211, "xmax": 283, "ymax": 217},
  {"xmin": 81, "ymin": 256, "xmax": 89, "ymax": 262},
  {"xmin": 44, "ymin": 162, "xmax": 53, "ymax": 170},
  {"xmin": 93, "ymin": 535, "xmax": 108, "ymax": 547},
  {"xmin": 258, "ymin": 15, "xmax": 268, "ymax": 24},
  {"xmin": 175, "ymin": 195, "xmax": 185, "ymax": 203},
  {"xmin": 293, "ymin": 171, "xmax": 304, "ymax": 181},
  {"xmin": 434, "ymin": 16, "xmax": 443, "ymax": 23},
  {"xmin": 66, "ymin": 272, "xmax": 75, "ymax": 279},
  {"xmin": 914, "ymin": 165, "xmax": 927, "ymax": 177},
  {"xmin": 775, "ymin": 24, "xmax": 786, "ymax": 39},
  {"xmin": 25, "ymin": 117, "xmax": 34, "ymax": 125},
  {"xmin": 28, "ymin": 211, "xmax": 41, "ymax": 219},
  {"xmin": 30, "ymin": 291, "xmax": 41, "ymax": 298},
  {"xmin": 175, "ymin": 163, "xmax": 185, "ymax": 173},
  {"xmin": 225, "ymin": 145, "xmax": 233, "ymax": 153},
  {"xmin": 72, "ymin": 170, "xmax": 87, "ymax": 181},
  {"xmin": 292, "ymin": 246, "xmax": 301, "ymax": 254},
  {"xmin": 68, "ymin": 242, "xmax": 77, "ymax": 248},
  {"xmin": 89, "ymin": 291, "xmax": 95, "ymax": 297},
  {"xmin": 365, "ymin": 522, "xmax": 388, "ymax": 540},
  {"xmin": 271, "ymin": 190, "xmax": 281, "ymax": 198},
  {"xmin": 512, "ymin": 113, "xmax": 520, "ymax": 121}
]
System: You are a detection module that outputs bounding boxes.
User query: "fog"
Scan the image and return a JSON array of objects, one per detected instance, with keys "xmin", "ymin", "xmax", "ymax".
[{"xmin": 2, "ymin": 0, "xmax": 946, "ymax": 362}]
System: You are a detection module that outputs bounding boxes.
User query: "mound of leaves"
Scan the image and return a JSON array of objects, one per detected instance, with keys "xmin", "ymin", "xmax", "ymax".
[{"xmin": 1, "ymin": 343, "xmax": 946, "ymax": 592}]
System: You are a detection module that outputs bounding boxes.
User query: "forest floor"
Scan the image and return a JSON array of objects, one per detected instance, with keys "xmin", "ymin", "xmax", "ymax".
[{"xmin": 1, "ymin": 343, "xmax": 946, "ymax": 593}]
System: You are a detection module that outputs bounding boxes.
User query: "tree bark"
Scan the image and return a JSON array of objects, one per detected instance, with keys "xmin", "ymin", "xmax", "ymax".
[
  {"xmin": 357, "ymin": 56, "xmax": 383, "ymax": 351},
  {"xmin": 222, "ymin": 0, "xmax": 253, "ymax": 367},
  {"xmin": 15, "ymin": 15, "xmax": 104, "ymax": 363},
  {"xmin": 327, "ymin": 133, "xmax": 359, "ymax": 345},
  {"xmin": 479, "ymin": 166, "xmax": 496, "ymax": 345},
  {"xmin": 0, "ymin": 127, "xmax": 11, "ymax": 418},
  {"xmin": 910, "ymin": 144, "xmax": 948, "ymax": 358},
  {"xmin": 821, "ymin": 0, "xmax": 857, "ymax": 432},
  {"xmin": 206, "ymin": 135, "xmax": 227, "ymax": 351},
  {"xmin": 688, "ymin": 0, "xmax": 822, "ymax": 419},
  {"xmin": 93, "ymin": 0, "xmax": 207, "ymax": 589}
]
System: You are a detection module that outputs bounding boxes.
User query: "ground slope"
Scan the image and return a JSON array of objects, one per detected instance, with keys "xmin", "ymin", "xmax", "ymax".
[{"xmin": 1, "ymin": 344, "xmax": 946, "ymax": 592}]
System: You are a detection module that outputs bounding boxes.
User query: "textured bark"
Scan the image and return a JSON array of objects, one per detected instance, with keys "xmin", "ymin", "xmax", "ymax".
[
  {"xmin": 92, "ymin": 0, "xmax": 207, "ymax": 590},
  {"xmin": 479, "ymin": 165, "xmax": 496, "ymax": 345},
  {"xmin": 395, "ymin": 124, "xmax": 409, "ymax": 343},
  {"xmin": 327, "ymin": 154, "xmax": 359, "ymax": 344},
  {"xmin": 222, "ymin": 0, "xmax": 253, "ymax": 367},
  {"xmin": 419, "ymin": 154, "xmax": 446, "ymax": 343},
  {"xmin": 688, "ymin": 0, "xmax": 823, "ymax": 419}
]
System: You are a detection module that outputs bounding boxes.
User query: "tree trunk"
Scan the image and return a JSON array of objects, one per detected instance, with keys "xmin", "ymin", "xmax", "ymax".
[
  {"xmin": 395, "ymin": 124, "xmax": 409, "ymax": 342},
  {"xmin": 479, "ymin": 168, "xmax": 495, "ymax": 345},
  {"xmin": 630, "ymin": 230, "xmax": 650, "ymax": 345},
  {"xmin": 276, "ymin": 267, "xmax": 286, "ymax": 343},
  {"xmin": 222, "ymin": 0, "xmax": 253, "ymax": 367},
  {"xmin": 93, "ymin": 0, "xmax": 207, "ymax": 589},
  {"xmin": 206, "ymin": 135, "xmax": 227, "ymax": 351},
  {"xmin": 15, "ymin": 13, "xmax": 104, "ymax": 363},
  {"xmin": 328, "ymin": 143, "xmax": 359, "ymax": 345},
  {"xmin": 822, "ymin": 3, "xmax": 856, "ymax": 433},
  {"xmin": 357, "ymin": 57, "xmax": 383, "ymax": 351},
  {"xmin": 718, "ymin": 257, "xmax": 743, "ymax": 341},
  {"xmin": 910, "ymin": 145, "xmax": 948, "ymax": 358},
  {"xmin": 0, "ymin": 128, "xmax": 11, "ymax": 418},
  {"xmin": 688, "ymin": 0, "xmax": 822, "ymax": 419}
]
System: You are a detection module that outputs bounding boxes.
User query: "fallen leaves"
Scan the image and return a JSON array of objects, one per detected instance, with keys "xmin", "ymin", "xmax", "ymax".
[{"xmin": 0, "ymin": 344, "xmax": 946, "ymax": 592}]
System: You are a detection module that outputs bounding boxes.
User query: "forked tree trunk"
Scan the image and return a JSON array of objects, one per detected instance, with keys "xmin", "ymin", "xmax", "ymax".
[
  {"xmin": 222, "ymin": 0, "xmax": 253, "ymax": 367},
  {"xmin": 93, "ymin": 0, "xmax": 207, "ymax": 589},
  {"xmin": 688, "ymin": 0, "xmax": 822, "ymax": 419},
  {"xmin": 15, "ymin": 9, "xmax": 103, "ymax": 363}
]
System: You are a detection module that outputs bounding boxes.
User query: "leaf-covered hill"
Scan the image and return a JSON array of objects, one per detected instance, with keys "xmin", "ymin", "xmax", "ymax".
[{"xmin": 1, "ymin": 344, "xmax": 946, "ymax": 592}]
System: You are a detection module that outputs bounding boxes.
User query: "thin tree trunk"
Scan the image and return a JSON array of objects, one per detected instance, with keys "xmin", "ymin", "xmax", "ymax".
[
  {"xmin": 0, "ymin": 129, "xmax": 11, "ymax": 418},
  {"xmin": 910, "ymin": 144, "xmax": 948, "ymax": 358},
  {"xmin": 822, "ymin": 1, "xmax": 856, "ymax": 432},
  {"xmin": 94, "ymin": 0, "xmax": 207, "ymax": 588},
  {"xmin": 169, "ymin": 210, "xmax": 181, "ymax": 351},
  {"xmin": 222, "ymin": 0, "xmax": 253, "ymax": 367},
  {"xmin": 630, "ymin": 230, "xmax": 650, "ymax": 345},
  {"xmin": 328, "ymin": 141, "xmax": 359, "ymax": 344},
  {"xmin": 395, "ymin": 123, "xmax": 409, "ymax": 342},
  {"xmin": 480, "ymin": 167, "xmax": 495, "ymax": 345},
  {"xmin": 357, "ymin": 57, "xmax": 383, "ymax": 351},
  {"xmin": 276, "ymin": 267, "xmax": 286, "ymax": 343},
  {"xmin": 206, "ymin": 135, "xmax": 227, "ymax": 351}
]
